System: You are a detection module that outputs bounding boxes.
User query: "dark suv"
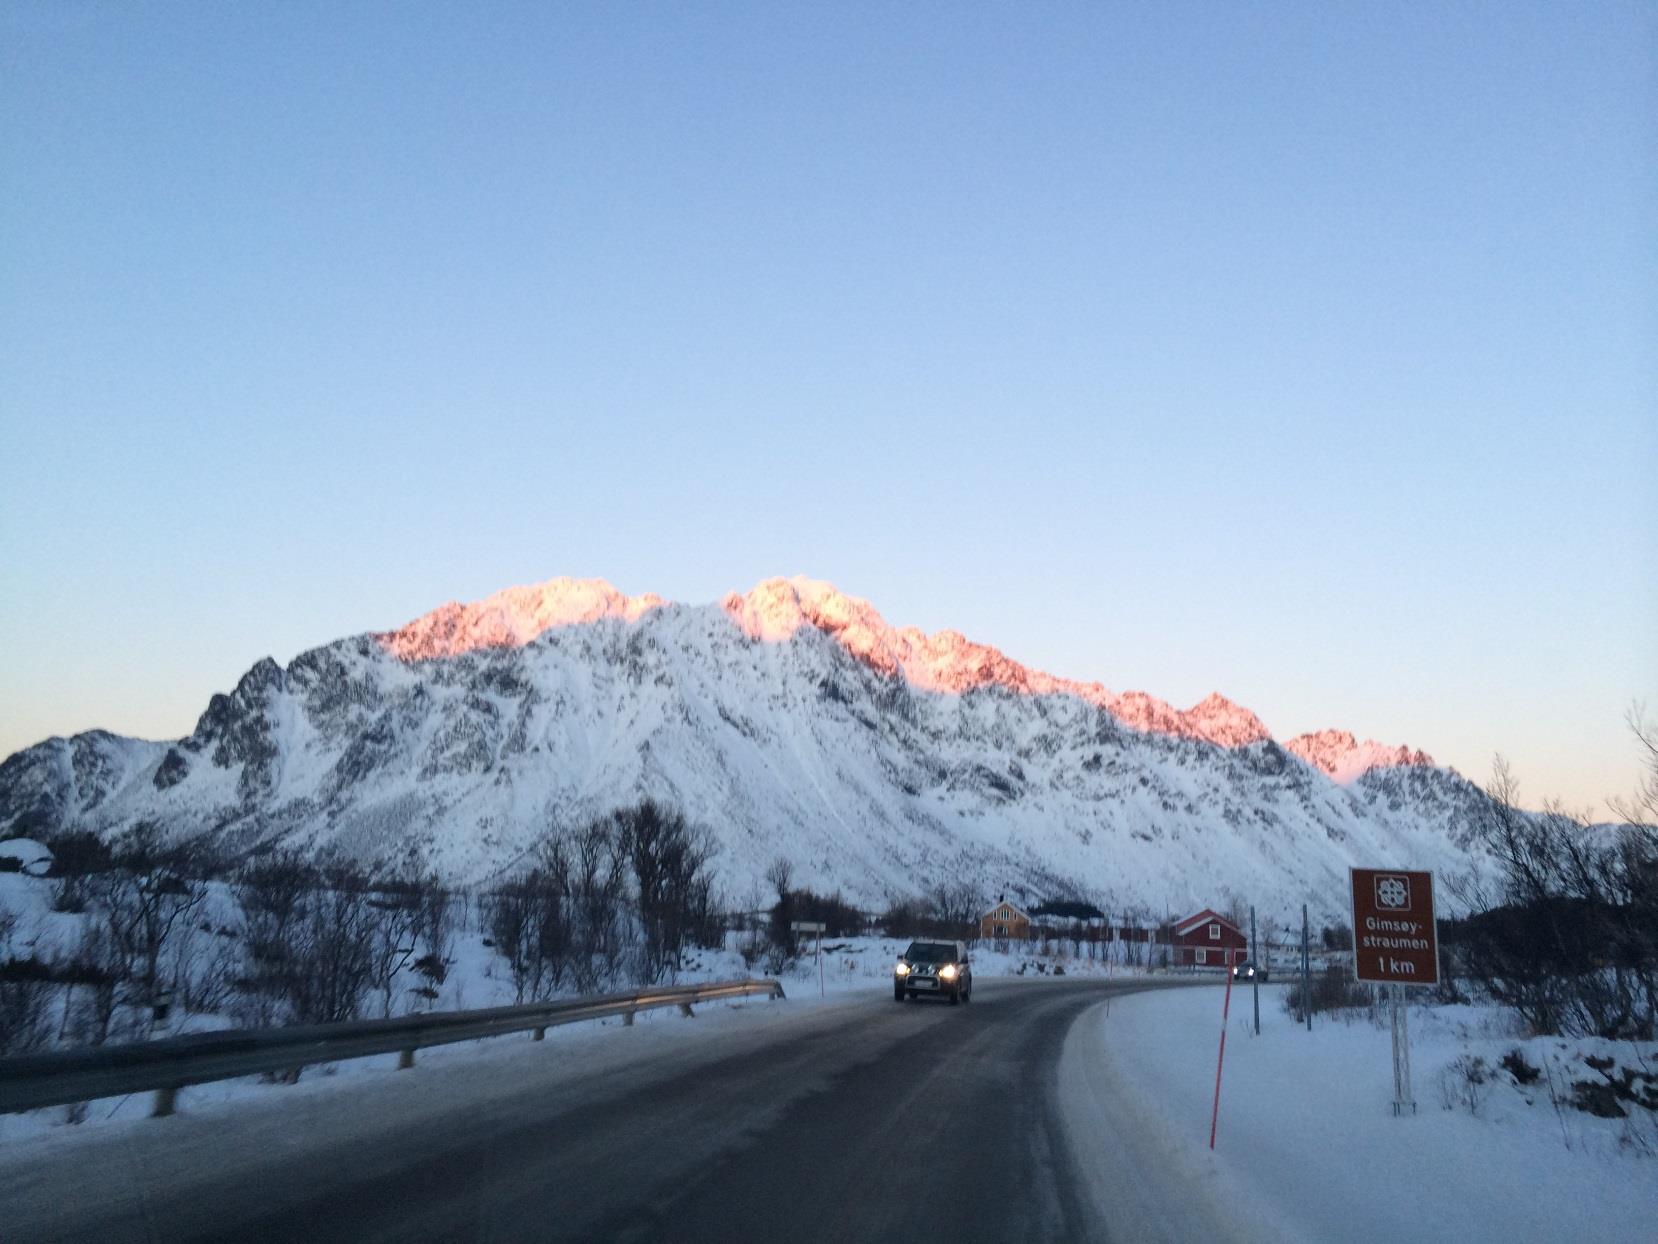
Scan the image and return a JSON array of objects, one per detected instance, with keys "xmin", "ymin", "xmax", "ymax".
[{"xmin": 894, "ymin": 940, "xmax": 972, "ymax": 1004}]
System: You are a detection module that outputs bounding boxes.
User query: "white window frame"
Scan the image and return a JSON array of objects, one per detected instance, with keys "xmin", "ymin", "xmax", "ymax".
[
  {"xmin": 1195, "ymin": 948, "xmax": 1207, "ymax": 965},
  {"xmin": 1209, "ymin": 923, "xmax": 1220, "ymax": 940}
]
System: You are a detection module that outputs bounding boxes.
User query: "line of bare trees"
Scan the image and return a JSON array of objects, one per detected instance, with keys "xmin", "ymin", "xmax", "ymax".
[
  {"xmin": 1, "ymin": 822, "xmax": 459, "ymax": 1062},
  {"xmin": 485, "ymin": 800, "xmax": 720, "ymax": 1002},
  {"xmin": 1448, "ymin": 709, "xmax": 1658, "ymax": 1040},
  {"xmin": 233, "ymin": 855, "xmax": 455, "ymax": 1030}
]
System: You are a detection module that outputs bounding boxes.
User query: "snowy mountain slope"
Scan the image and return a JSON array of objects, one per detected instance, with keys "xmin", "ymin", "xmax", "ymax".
[{"xmin": 0, "ymin": 576, "xmax": 1493, "ymax": 916}]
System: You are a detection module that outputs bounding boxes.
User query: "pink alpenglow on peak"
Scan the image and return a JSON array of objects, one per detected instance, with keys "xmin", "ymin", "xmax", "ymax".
[
  {"xmin": 375, "ymin": 573, "xmax": 1427, "ymax": 776},
  {"xmin": 378, "ymin": 578, "xmax": 665, "ymax": 661},
  {"xmin": 721, "ymin": 577, "xmax": 1110, "ymax": 699},
  {"xmin": 1283, "ymin": 730, "xmax": 1435, "ymax": 783},
  {"xmin": 720, "ymin": 578, "xmax": 1272, "ymax": 749}
]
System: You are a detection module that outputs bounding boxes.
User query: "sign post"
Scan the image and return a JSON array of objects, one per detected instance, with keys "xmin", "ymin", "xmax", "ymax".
[
  {"xmin": 1300, "ymin": 904, "xmax": 1311, "ymax": 1032},
  {"xmin": 792, "ymin": 921, "xmax": 827, "ymax": 998},
  {"xmin": 1349, "ymin": 868, "xmax": 1440, "ymax": 1115},
  {"xmin": 1249, "ymin": 906, "xmax": 1260, "ymax": 1037}
]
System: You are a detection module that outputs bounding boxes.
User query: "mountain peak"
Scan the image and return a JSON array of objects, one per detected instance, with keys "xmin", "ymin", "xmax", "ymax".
[
  {"xmin": 1283, "ymin": 729, "xmax": 1434, "ymax": 782},
  {"xmin": 378, "ymin": 577, "xmax": 665, "ymax": 661},
  {"xmin": 1182, "ymin": 692, "xmax": 1271, "ymax": 747}
]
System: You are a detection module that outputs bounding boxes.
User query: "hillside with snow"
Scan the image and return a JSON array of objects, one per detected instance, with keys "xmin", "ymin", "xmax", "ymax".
[{"xmin": 0, "ymin": 576, "xmax": 1494, "ymax": 916}]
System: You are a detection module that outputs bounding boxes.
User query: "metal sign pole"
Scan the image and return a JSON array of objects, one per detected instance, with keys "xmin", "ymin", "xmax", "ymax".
[
  {"xmin": 1390, "ymin": 984, "xmax": 1415, "ymax": 1115},
  {"xmin": 1301, "ymin": 904, "xmax": 1312, "ymax": 1032},
  {"xmin": 818, "ymin": 929, "xmax": 825, "ymax": 999},
  {"xmin": 1250, "ymin": 905, "xmax": 1260, "ymax": 1036}
]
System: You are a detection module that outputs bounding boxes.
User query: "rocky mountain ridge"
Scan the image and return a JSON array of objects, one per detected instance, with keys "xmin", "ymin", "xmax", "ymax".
[{"xmin": 0, "ymin": 575, "xmax": 1486, "ymax": 916}]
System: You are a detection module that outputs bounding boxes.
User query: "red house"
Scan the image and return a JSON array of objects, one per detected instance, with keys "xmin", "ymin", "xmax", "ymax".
[{"xmin": 1172, "ymin": 909, "xmax": 1247, "ymax": 968}]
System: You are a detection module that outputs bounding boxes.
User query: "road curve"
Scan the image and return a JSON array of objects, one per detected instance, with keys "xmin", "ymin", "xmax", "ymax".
[{"xmin": 4, "ymin": 978, "xmax": 1188, "ymax": 1243}]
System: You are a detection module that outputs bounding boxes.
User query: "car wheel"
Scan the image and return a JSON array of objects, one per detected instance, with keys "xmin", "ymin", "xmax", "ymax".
[
  {"xmin": 949, "ymin": 986, "xmax": 960, "ymax": 1005},
  {"xmin": 894, "ymin": 983, "xmax": 905, "ymax": 1002}
]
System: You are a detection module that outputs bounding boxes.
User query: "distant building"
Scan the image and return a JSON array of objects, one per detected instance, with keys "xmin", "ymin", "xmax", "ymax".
[
  {"xmin": 980, "ymin": 899, "xmax": 1031, "ymax": 941},
  {"xmin": 1171, "ymin": 909, "xmax": 1247, "ymax": 968}
]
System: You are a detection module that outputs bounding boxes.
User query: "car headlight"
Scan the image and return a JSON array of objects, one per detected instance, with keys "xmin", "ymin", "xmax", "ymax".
[
  {"xmin": 940, "ymin": 964, "xmax": 957, "ymax": 980},
  {"xmin": 895, "ymin": 962, "xmax": 910, "ymax": 976}
]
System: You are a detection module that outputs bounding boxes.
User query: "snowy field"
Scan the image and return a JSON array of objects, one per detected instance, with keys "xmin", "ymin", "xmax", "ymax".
[{"xmin": 1063, "ymin": 983, "xmax": 1657, "ymax": 1243}]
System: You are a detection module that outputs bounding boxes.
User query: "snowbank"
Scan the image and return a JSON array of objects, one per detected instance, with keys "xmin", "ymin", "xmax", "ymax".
[
  {"xmin": 0, "ymin": 838, "xmax": 53, "ymax": 876},
  {"xmin": 1063, "ymin": 984, "xmax": 1657, "ymax": 1243}
]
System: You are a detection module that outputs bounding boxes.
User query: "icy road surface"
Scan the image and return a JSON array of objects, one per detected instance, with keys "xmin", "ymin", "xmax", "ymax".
[{"xmin": 2, "ymin": 978, "xmax": 1198, "ymax": 1243}]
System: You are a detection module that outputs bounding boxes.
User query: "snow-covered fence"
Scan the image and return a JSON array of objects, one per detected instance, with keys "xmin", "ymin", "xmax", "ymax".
[{"xmin": 0, "ymin": 977, "xmax": 785, "ymax": 1119}]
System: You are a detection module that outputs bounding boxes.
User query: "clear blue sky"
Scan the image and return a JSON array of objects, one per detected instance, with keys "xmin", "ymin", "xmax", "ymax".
[{"xmin": 2, "ymin": 3, "xmax": 1653, "ymax": 814}]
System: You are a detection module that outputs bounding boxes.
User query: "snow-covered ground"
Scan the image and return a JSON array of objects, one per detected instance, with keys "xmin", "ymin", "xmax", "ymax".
[{"xmin": 1063, "ymin": 983, "xmax": 1657, "ymax": 1243}]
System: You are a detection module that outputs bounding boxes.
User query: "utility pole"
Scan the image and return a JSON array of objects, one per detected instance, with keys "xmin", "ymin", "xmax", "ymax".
[
  {"xmin": 1250, "ymin": 905, "xmax": 1260, "ymax": 1036},
  {"xmin": 1300, "ymin": 903, "xmax": 1312, "ymax": 1032}
]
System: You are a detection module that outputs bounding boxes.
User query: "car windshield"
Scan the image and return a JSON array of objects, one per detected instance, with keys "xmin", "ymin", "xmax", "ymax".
[{"xmin": 904, "ymin": 942, "xmax": 956, "ymax": 963}]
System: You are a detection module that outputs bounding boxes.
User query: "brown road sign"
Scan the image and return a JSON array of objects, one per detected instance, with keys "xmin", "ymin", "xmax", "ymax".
[{"xmin": 1350, "ymin": 868, "xmax": 1440, "ymax": 986}]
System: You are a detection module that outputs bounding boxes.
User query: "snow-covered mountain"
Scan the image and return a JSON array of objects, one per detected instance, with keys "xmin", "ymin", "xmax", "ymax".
[{"xmin": 0, "ymin": 576, "xmax": 1493, "ymax": 915}]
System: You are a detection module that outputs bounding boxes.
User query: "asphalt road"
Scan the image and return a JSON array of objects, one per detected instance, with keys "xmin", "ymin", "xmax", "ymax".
[{"xmin": 3, "ymin": 978, "xmax": 1194, "ymax": 1244}]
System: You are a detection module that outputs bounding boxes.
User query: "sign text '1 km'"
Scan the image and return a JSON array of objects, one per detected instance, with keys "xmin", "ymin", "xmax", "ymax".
[{"xmin": 1349, "ymin": 868, "xmax": 1440, "ymax": 986}]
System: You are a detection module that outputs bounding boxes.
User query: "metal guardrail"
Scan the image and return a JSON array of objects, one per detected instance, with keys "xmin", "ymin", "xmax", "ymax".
[{"xmin": 0, "ymin": 978, "xmax": 785, "ymax": 1118}]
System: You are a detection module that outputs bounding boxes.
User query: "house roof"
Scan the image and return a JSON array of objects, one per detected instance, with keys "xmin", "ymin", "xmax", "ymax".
[
  {"xmin": 1173, "ymin": 908, "xmax": 1242, "ymax": 937},
  {"xmin": 981, "ymin": 900, "xmax": 1030, "ymax": 921}
]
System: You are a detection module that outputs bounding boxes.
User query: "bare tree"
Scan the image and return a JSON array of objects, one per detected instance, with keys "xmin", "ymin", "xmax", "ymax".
[
  {"xmin": 58, "ymin": 919, "xmax": 123, "ymax": 1047},
  {"xmin": 91, "ymin": 822, "xmax": 207, "ymax": 1005},
  {"xmin": 282, "ymin": 864, "xmax": 377, "ymax": 1026},
  {"xmin": 487, "ymin": 854, "xmax": 569, "ymax": 1004},
  {"xmin": 367, "ymin": 884, "xmax": 421, "ymax": 1018},
  {"xmin": 565, "ymin": 819, "xmax": 627, "ymax": 992},
  {"xmin": 928, "ymin": 882, "xmax": 983, "ymax": 936},
  {"xmin": 614, "ymin": 801, "xmax": 716, "ymax": 983},
  {"xmin": 1457, "ymin": 753, "xmax": 1657, "ymax": 1039},
  {"xmin": 0, "ymin": 973, "xmax": 53, "ymax": 1057}
]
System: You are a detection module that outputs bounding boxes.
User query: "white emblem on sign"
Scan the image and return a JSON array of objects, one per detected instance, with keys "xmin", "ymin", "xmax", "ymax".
[{"xmin": 1375, "ymin": 875, "xmax": 1411, "ymax": 911}]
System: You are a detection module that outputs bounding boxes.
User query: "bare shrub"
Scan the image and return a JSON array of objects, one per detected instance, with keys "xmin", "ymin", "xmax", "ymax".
[
  {"xmin": 232, "ymin": 859, "xmax": 376, "ymax": 1032},
  {"xmin": 1282, "ymin": 964, "xmax": 1373, "ymax": 1022},
  {"xmin": 45, "ymin": 829, "xmax": 113, "ymax": 913},
  {"xmin": 0, "ymin": 964, "xmax": 54, "ymax": 1056},
  {"xmin": 1451, "ymin": 749, "xmax": 1657, "ymax": 1039},
  {"xmin": 1438, "ymin": 1054, "xmax": 1490, "ymax": 1115}
]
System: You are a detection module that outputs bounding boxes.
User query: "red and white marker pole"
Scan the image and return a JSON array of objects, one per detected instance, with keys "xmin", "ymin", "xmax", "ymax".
[{"xmin": 1209, "ymin": 957, "xmax": 1235, "ymax": 1149}]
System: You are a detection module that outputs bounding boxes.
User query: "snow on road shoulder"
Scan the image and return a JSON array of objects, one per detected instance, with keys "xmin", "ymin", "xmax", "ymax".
[
  {"xmin": 0, "ymin": 983, "xmax": 863, "ymax": 1163},
  {"xmin": 1062, "ymin": 984, "xmax": 1656, "ymax": 1244}
]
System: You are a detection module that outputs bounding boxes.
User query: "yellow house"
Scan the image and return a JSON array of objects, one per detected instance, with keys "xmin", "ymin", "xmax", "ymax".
[{"xmin": 979, "ymin": 899, "xmax": 1031, "ymax": 941}]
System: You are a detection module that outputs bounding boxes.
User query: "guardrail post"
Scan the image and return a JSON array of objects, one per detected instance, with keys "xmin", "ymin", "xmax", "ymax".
[
  {"xmin": 678, "ymin": 1003, "xmax": 694, "ymax": 1018},
  {"xmin": 398, "ymin": 1049, "xmax": 415, "ymax": 1070},
  {"xmin": 533, "ymin": 1027, "xmax": 545, "ymax": 1041},
  {"xmin": 152, "ymin": 1086, "xmax": 179, "ymax": 1118},
  {"xmin": 623, "ymin": 1011, "xmax": 635, "ymax": 1026}
]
